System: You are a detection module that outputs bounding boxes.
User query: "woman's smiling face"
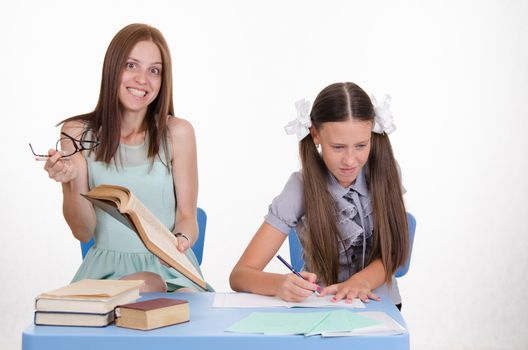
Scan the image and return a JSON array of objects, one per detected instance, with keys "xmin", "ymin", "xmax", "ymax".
[{"xmin": 118, "ymin": 40, "xmax": 163, "ymax": 115}]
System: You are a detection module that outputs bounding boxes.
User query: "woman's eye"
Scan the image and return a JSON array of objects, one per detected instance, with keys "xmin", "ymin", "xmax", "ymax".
[
  {"xmin": 126, "ymin": 62, "xmax": 136, "ymax": 69},
  {"xmin": 150, "ymin": 67, "xmax": 161, "ymax": 75}
]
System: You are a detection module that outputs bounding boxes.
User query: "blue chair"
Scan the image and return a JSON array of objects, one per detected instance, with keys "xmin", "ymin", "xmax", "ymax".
[
  {"xmin": 80, "ymin": 207, "xmax": 208, "ymax": 265},
  {"xmin": 288, "ymin": 212, "xmax": 416, "ymax": 277},
  {"xmin": 395, "ymin": 212, "xmax": 416, "ymax": 278}
]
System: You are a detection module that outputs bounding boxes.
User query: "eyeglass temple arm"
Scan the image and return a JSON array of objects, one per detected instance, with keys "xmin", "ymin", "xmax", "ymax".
[{"xmin": 28, "ymin": 143, "xmax": 49, "ymax": 158}]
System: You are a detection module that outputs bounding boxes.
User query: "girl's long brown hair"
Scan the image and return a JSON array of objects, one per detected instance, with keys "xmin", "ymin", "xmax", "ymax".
[
  {"xmin": 300, "ymin": 82, "xmax": 408, "ymax": 285},
  {"xmin": 60, "ymin": 23, "xmax": 174, "ymax": 167}
]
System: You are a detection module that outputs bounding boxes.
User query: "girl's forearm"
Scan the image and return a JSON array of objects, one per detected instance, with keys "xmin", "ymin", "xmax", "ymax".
[{"xmin": 230, "ymin": 266, "xmax": 284, "ymax": 296}]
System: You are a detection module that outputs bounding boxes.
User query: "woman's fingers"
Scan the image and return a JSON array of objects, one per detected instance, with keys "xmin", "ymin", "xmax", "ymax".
[
  {"xmin": 44, "ymin": 150, "xmax": 61, "ymax": 172},
  {"xmin": 176, "ymin": 237, "xmax": 190, "ymax": 252},
  {"xmin": 44, "ymin": 149, "xmax": 76, "ymax": 182},
  {"xmin": 159, "ymin": 258, "xmax": 171, "ymax": 267}
]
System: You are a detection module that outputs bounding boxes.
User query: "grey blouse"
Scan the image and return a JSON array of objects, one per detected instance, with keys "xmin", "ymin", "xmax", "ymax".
[{"xmin": 264, "ymin": 169, "xmax": 401, "ymax": 304}]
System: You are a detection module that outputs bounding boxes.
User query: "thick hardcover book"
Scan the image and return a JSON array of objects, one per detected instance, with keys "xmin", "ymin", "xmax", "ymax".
[
  {"xmin": 34, "ymin": 310, "xmax": 115, "ymax": 327},
  {"xmin": 82, "ymin": 184, "xmax": 207, "ymax": 290},
  {"xmin": 115, "ymin": 298, "xmax": 190, "ymax": 330},
  {"xmin": 35, "ymin": 279, "xmax": 142, "ymax": 314}
]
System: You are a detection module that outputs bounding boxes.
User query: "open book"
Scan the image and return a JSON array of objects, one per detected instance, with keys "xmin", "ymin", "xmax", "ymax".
[{"xmin": 82, "ymin": 184, "xmax": 207, "ymax": 290}]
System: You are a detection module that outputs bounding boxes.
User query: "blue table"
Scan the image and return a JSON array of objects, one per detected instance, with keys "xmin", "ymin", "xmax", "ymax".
[{"xmin": 22, "ymin": 292, "xmax": 409, "ymax": 350}]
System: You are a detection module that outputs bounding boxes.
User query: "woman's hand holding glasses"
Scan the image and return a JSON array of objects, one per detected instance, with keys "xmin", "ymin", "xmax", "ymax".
[
  {"xmin": 43, "ymin": 149, "xmax": 79, "ymax": 183},
  {"xmin": 30, "ymin": 131, "xmax": 99, "ymax": 184}
]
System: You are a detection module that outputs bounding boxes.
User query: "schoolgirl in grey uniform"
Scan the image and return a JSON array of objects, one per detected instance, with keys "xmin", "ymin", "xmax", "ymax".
[{"xmin": 230, "ymin": 82, "xmax": 408, "ymax": 307}]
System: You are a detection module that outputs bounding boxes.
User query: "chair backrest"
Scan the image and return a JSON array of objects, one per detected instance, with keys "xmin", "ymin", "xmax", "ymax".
[
  {"xmin": 395, "ymin": 212, "xmax": 416, "ymax": 277},
  {"xmin": 288, "ymin": 212, "xmax": 416, "ymax": 277},
  {"xmin": 80, "ymin": 207, "xmax": 208, "ymax": 265},
  {"xmin": 193, "ymin": 207, "xmax": 207, "ymax": 265}
]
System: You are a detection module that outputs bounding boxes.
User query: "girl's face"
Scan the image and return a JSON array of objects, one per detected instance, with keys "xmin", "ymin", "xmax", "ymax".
[
  {"xmin": 311, "ymin": 119, "xmax": 372, "ymax": 188},
  {"xmin": 118, "ymin": 40, "xmax": 162, "ymax": 115}
]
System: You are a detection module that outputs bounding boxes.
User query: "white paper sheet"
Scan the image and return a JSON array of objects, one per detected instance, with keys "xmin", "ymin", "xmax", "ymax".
[{"xmin": 213, "ymin": 292, "xmax": 365, "ymax": 309}]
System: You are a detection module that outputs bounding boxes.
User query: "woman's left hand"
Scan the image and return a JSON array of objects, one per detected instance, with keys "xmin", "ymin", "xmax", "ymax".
[
  {"xmin": 174, "ymin": 234, "xmax": 191, "ymax": 252},
  {"xmin": 159, "ymin": 234, "xmax": 191, "ymax": 267},
  {"xmin": 319, "ymin": 277, "xmax": 381, "ymax": 303}
]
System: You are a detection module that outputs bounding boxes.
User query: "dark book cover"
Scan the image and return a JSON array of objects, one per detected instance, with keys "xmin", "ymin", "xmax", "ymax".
[{"xmin": 118, "ymin": 298, "xmax": 187, "ymax": 311}]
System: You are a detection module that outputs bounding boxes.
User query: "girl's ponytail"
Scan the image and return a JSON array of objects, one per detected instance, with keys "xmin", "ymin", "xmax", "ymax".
[
  {"xmin": 366, "ymin": 133, "xmax": 408, "ymax": 282},
  {"xmin": 300, "ymin": 136, "xmax": 341, "ymax": 285}
]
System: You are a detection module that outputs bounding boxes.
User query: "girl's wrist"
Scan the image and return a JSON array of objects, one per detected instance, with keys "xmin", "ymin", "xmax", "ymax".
[{"xmin": 349, "ymin": 276, "xmax": 371, "ymax": 290}]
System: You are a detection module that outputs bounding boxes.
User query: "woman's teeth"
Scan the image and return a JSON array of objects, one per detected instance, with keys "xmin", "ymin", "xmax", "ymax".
[{"xmin": 127, "ymin": 88, "xmax": 147, "ymax": 97}]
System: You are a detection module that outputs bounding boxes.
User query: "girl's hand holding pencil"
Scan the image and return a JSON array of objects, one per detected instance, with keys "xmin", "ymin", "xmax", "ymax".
[{"xmin": 275, "ymin": 255, "xmax": 321, "ymax": 302}]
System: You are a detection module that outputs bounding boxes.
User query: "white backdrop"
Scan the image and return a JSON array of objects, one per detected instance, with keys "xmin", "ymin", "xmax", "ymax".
[{"xmin": 1, "ymin": 1, "xmax": 527, "ymax": 349}]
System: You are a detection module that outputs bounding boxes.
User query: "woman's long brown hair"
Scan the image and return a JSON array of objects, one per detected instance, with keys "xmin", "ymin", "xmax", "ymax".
[
  {"xmin": 59, "ymin": 23, "xmax": 174, "ymax": 167},
  {"xmin": 300, "ymin": 82, "xmax": 408, "ymax": 285}
]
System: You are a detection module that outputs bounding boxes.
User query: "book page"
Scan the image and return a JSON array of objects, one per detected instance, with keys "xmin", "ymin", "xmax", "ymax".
[
  {"xmin": 126, "ymin": 195, "xmax": 203, "ymax": 281},
  {"xmin": 39, "ymin": 279, "xmax": 144, "ymax": 299}
]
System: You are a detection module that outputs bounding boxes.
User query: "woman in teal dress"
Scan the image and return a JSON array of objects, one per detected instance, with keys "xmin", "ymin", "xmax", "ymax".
[{"xmin": 42, "ymin": 23, "xmax": 210, "ymax": 293}]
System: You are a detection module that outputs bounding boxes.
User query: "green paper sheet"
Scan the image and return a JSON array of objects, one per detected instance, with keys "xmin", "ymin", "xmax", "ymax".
[
  {"xmin": 226, "ymin": 311, "xmax": 330, "ymax": 335},
  {"xmin": 305, "ymin": 310, "xmax": 383, "ymax": 336},
  {"xmin": 226, "ymin": 310, "xmax": 383, "ymax": 336},
  {"xmin": 305, "ymin": 309, "xmax": 352, "ymax": 336}
]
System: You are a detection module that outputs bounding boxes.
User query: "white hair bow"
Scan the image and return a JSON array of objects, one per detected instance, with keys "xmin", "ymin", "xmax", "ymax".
[
  {"xmin": 284, "ymin": 99, "xmax": 312, "ymax": 141},
  {"xmin": 371, "ymin": 94, "xmax": 396, "ymax": 135}
]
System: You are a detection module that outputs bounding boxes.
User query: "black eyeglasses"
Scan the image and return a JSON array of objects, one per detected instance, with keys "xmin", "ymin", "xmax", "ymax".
[{"xmin": 29, "ymin": 131, "xmax": 100, "ymax": 160}]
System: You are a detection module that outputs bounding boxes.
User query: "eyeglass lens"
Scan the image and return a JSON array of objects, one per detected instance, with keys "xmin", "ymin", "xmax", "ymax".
[{"xmin": 56, "ymin": 134, "xmax": 98, "ymax": 157}]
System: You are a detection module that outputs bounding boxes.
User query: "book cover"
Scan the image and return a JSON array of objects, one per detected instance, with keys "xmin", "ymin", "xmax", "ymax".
[
  {"xmin": 35, "ymin": 279, "xmax": 142, "ymax": 313},
  {"xmin": 82, "ymin": 184, "xmax": 207, "ymax": 290},
  {"xmin": 115, "ymin": 298, "xmax": 189, "ymax": 330},
  {"xmin": 34, "ymin": 310, "xmax": 115, "ymax": 327}
]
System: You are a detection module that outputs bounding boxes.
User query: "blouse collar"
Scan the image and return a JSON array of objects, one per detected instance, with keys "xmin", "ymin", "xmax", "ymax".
[{"xmin": 327, "ymin": 167, "xmax": 369, "ymax": 199}]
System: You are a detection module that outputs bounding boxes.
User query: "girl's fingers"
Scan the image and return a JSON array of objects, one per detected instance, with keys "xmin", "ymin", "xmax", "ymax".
[
  {"xmin": 280, "ymin": 274, "xmax": 315, "ymax": 301},
  {"xmin": 299, "ymin": 271, "xmax": 317, "ymax": 283},
  {"xmin": 319, "ymin": 284, "xmax": 338, "ymax": 297},
  {"xmin": 288, "ymin": 274, "xmax": 316, "ymax": 293},
  {"xmin": 333, "ymin": 288, "xmax": 352, "ymax": 302},
  {"xmin": 368, "ymin": 291, "xmax": 381, "ymax": 301},
  {"xmin": 356, "ymin": 290, "xmax": 370, "ymax": 303},
  {"xmin": 298, "ymin": 271, "xmax": 321, "ymax": 293}
]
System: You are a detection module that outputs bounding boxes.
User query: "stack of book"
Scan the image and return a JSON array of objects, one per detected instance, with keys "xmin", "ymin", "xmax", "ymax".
[{"xmin": 34, "ymin": 279, "xmax": 143, "ymax": 327}]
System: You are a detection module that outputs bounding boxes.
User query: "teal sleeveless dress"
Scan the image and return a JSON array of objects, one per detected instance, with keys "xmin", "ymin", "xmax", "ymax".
[{"xmin": 71, "ymin": 141, "xmax": 211, "ymax": 292}]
